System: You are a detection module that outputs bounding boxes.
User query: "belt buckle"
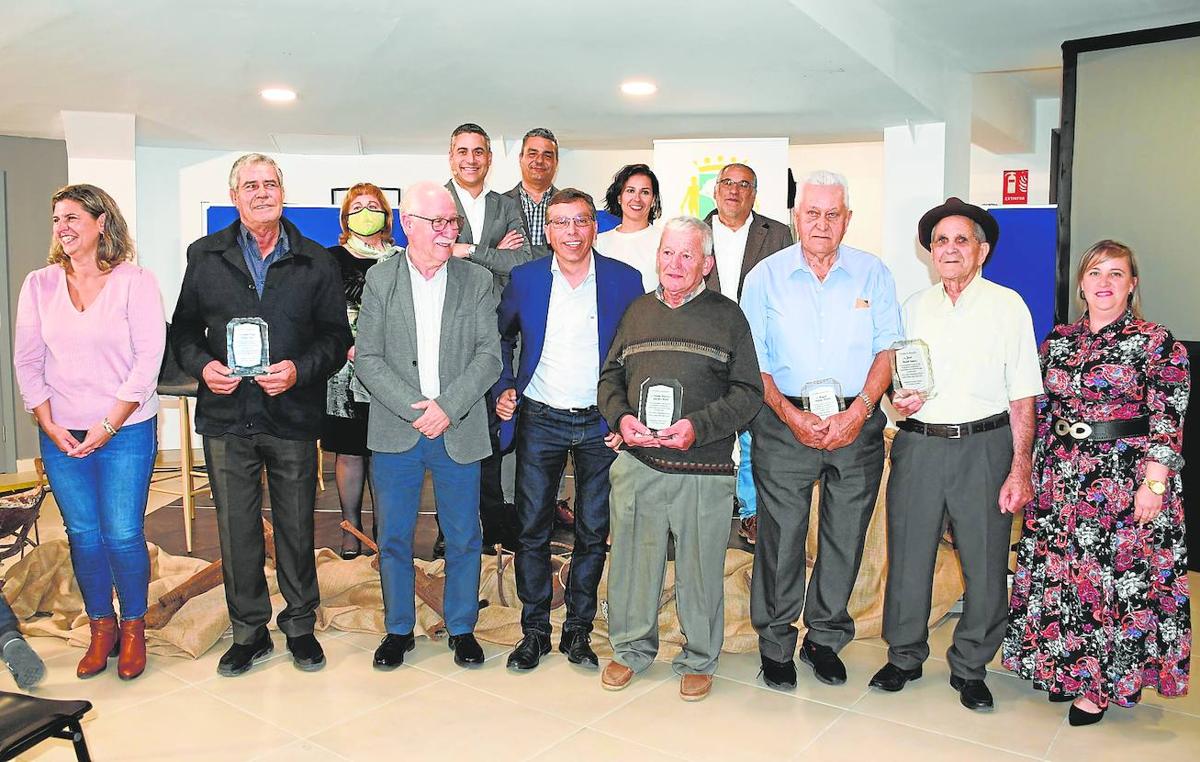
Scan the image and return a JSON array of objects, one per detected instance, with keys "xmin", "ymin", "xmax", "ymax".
[
  {"xmin": 945, "ymin": 423, "xmax": 963, "ymax": 439},
  {"xmin": 1054, "ymin": 418, "xmax": 1093, "ymax": 440}
]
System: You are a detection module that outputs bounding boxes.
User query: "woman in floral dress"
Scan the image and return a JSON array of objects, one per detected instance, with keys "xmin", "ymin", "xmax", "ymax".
[{"xmin": 1003, "ymin": 240, "xmax": 1190, "ymax": 726}]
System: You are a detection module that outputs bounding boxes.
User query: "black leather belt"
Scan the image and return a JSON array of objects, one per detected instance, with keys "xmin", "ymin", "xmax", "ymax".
[
  {"xmin": 525, "ymin": 399, "xmax": 599, "ymax": 416},
  {"xmin": 897, "ymin": 411, "xmax": 1010, "ymax": 439},
  {"xmin": 1052, "ymin": 415, "xmax": 1149, "ymax": 442},
  {"xmin": 785, "ymin": 395, "xmax": 855, "ymax": 412}
]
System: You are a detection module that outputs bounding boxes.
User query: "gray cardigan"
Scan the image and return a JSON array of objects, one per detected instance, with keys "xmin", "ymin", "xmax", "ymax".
[{"xmin": 354, "ymin": 252, "xmax": 501, "ymax": 464}]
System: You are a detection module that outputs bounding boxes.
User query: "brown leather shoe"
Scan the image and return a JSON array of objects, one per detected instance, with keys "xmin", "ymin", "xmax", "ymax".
[
  {"xmin": 738, "ymin": 515, "xmax": 758, "ymax": 545},
  {"xmin": 601, "ymin": 661, "xmax": 634, "ymax": 691},
  {"xmin": 117, "ymin": 618, "xmax": 147, "ymax": 680},
  {"xmin": 680, "ymin": 673, "xmax": 713, "ymax": 701},
  {"xmin": 77, "ymin": 615, "xmax": 119, "ymax": 679}
]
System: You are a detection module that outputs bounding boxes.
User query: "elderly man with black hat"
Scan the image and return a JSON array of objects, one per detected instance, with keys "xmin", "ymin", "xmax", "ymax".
[{"xmin": 867, "ymin": 197, "xmax": 1043, "ymax": 711}]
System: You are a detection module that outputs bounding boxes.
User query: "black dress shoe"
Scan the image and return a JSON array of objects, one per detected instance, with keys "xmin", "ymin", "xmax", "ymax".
[
  {"xmin": 449, "ymin": 633, "xmax": 485, "ymax": 667},
  {"xmin": 949, "ymin": 675, "xmax": 994, "ymax": 711},
  {"xmin": 868, "ymin": 662, "xmax": 923, "ymax": 692},
  {"xmin": 506, "ymin": 632, "xmax": 551, "ymax": 671},
  {"xmin": 1068, "ymin": 702, "xmax": 1107, "ymax": 726},
  {"xmin": 433, "ymin": 532, "xmax": 446, "ymax": 560},
  {"xmin": 759, "ymin": 654, "xmax": 797, "ymax": 691},
  {"xmin": 373, "ymin": 633, "xmax": 415, "ymax": 670},
  {"xmin": 1048, "ymin": 692, "xmax": 1074, "ymax": 703},
  {"xmin": 799, "ymin": 639, "xmax": 846, "ymax": 686},
  {"xmin": 286, "ymin": 633, "xmax": 326, "ymax": 672},
  {"xmin": 559, "ymin": 629, "xmax": 599, "ymax": 669},
  {"xmin": 217, "ymin": 628, "xmax": 274, "ymax": 677}
]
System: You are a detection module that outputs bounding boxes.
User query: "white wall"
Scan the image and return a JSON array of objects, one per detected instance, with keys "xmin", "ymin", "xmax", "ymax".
[
  {"xmin": 969, "ymin": 98, "xmax": 1060, "ymax": 206},
  {"xmin": 789, "ymin": 141, "xmax": 885, "ymax": 257}
]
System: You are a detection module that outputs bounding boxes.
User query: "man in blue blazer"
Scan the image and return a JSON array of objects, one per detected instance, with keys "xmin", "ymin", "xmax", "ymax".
[{"xmin": 493, "ymin": 189, "xmax": 644, "ymax": 672}]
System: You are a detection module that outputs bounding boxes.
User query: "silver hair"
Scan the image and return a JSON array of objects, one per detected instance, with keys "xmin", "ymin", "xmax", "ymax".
[
  {"xmin": 799, "ymin": 169, "xmax": 851, "ymax": 208},
  {"xmin": 399, "ymin": 180, "xmax": 453, "ymax": 214},
  {"xmin": 228, "ymin": 153, "xmax": 283, "ymax": 191},
  {"xmin": 932, "ymin": 216, "xmax": 989, "ymax": 246},
  {"xmin": 659, "ymin": 215, "xmax": 714, "ymax": 257}
]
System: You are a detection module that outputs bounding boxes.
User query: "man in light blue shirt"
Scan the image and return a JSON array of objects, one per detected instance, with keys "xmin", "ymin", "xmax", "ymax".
[{"xmin": 741, "ymin": 170, "xmax": 901, "ymax": 691}]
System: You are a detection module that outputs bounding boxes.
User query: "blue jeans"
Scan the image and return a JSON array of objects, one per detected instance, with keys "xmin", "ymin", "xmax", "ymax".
[
  {"xmin": 514, "ymin": 400, "xmax": 615, "ymax": 636},
  {"xmin": 0, "ymin": 595, "xmax": 18, "ymax": 637},
  {"xmin": 372, "ymin": 437, "xmax": 481, "ymax": 636},
  {"xmin": 39, "ymin": 417, "xmax": 156, "ymax": 620},
  {"xmin": 736, "ymin": 430, "xmax": 757, "ymax": 519}
]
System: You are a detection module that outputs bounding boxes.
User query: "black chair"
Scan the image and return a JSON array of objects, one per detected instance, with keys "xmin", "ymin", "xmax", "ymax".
[{"xmin": 0, "ymin": 691, "xmax": 93, "ymax": 761}]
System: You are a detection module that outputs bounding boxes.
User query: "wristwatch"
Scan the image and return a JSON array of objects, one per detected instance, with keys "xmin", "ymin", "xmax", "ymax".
[
  {"xmin": 1144, "ymin": 477, "xmax": 1167, "ymax": 496},
  {"xmin": 857, "ymin": 392, "xmax": 876, "ymax": 418},
  {"xmin": 467, "ymin": 244, "xmax": 477, "ymax": 257}
]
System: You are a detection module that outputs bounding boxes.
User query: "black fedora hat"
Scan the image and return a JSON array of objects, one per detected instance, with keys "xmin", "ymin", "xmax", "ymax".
[{"xmin": 917, "ymin": 197, "xmax": 1000, "ymax": 251}]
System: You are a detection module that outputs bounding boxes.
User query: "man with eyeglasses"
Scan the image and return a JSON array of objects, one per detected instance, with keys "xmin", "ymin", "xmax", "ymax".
[
  {"xmin": 446, "ymin": 122, "xmax": 534, "ymax": 555},
  {"xmin": 503, "ymin": 127, "xmax": 560, "ymax": 260},
  {"xmin": 597, "ymin": 216, "xmax": 763, "ymax": 701},
  {"xmin": 741, "ymin": 170, "xmax": 901, "ymax": 692},
  {"xmin": 355, "ymin": 181, "xmax": 501, "ymax": 670},
  {"xmin": 493, "ymin": 189, "xmax": 643, "ymax": 672},
  {"xmin": 703, "ymin": 163, "xmax": 793, "ymax": 547}
]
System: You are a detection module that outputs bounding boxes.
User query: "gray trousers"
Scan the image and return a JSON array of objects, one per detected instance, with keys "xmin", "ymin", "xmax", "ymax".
[
  {"xmin": 883, "ymin": 426, "xmax": 1014, "ymax": 680},
  {"xmin": 607, "ymin": 452, "xmax": 734, "ymax": 675},
  {"xmin": 204, "ymin": 433, "xmax": 319, "ymax": 643},
  {"xmin": 750, "ymin": 408, "xmax": 886, "ymax": 661}
]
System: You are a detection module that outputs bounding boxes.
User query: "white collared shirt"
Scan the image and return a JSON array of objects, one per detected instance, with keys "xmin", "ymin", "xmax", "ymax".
[
  {"xmin": 407, "ymin": 256, "xmax": 448, "ymax": 399},
  {"xmin": 523, "ymin": 254, "xmax": 600, "ymax": 409},
  {"xmin": 451, "ymin": 180, "xmax": 487, "ymax": 245},
  {"xmin": 901, "ymin": 274, "xmax": 1044, "ymax": 424},
  {"xmin": 711, "ymin": 215, "xmax": 752, "ymax": 295}
]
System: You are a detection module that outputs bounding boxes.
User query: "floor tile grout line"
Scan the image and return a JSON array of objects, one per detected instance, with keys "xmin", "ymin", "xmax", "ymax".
[
  {"xmin": 789, "ymin": 705, "xmax": 850, "ymax": 759},
  {"xmin": 439, "ymin": 668, "xmax": 612, "ymax": 727},
  {"xmin": 843, "ymin": 706, "xmax": 1046, "ymax": 760},
  {"xmin": 578, "ymin": 727, "xmax": 694, "ymax": 761},
  {"xmin": 193, "ymin": 682, "xmax": 310, "ymax": 743}
]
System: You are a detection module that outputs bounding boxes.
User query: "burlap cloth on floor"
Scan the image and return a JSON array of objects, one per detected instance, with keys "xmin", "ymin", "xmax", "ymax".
[{"xmin": 2, "ymin": 431, "xmax": 964, "ymax": 661}]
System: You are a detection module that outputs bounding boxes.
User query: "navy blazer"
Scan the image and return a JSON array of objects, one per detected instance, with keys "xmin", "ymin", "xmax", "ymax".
[{"xmin": 494, "ymin": 251, "xmax": 644, "ymax": 452}]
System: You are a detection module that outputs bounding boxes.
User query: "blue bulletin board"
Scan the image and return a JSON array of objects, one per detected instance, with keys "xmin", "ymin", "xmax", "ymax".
[
  {"xmin": 203, "ymin": 205, "xmax": 622, "ymax": 248},
  {"xmin": 982, "ymin": 205, "xmax": 1057, "ymax": 344}
]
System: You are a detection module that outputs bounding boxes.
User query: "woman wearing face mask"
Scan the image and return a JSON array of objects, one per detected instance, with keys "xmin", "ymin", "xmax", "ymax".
[
  {"xmin": 1003, "ymin": 240, "xmax": 1190, "ymax": 726},
  {"xmin": 14, "ymin": 184, "xmax": 165, "ymax": 680},
  {"xmin": 323, "ymin": 183, "xmax": 399, "ymax": 558},
  {"xmin": 596, "ymin": 164, "xmax": 663, "ymax": 292}
]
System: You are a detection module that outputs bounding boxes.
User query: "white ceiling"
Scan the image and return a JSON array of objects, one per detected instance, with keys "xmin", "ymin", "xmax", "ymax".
[{"xmin": 0, "ymin": 0, "xmax": 1196, "ymax": 153}]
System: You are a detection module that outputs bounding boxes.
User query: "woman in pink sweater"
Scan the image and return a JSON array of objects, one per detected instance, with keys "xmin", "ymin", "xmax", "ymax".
[{"xmin": 14, "ymin": 184, "xmax": 164, "ymax": 681}]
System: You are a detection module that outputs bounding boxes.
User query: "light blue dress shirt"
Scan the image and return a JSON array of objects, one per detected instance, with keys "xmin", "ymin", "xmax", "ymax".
[{"xmin": 740, "ymin": 243, "xmax": 901, "ymax": 397}]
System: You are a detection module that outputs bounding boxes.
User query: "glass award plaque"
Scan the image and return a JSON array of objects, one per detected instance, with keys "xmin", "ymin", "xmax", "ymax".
[
  {"xmin": 800, "ymin": 378, "xmax": 844, "ymax": 419},
  {"xmin": 226, "ymin": 317, "xmax": 270, "ymax": 377},
  {"xmin": 891, "ymin": 339, "xmax": 936, "ymax": 399},
  {"xmin": 638, "ymin": 378, "xmax": 683, "ymax": 433}
]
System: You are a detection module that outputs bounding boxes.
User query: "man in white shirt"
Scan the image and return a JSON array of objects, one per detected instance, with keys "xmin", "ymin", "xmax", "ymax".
[
  {"xmin": 868, "ymin": 197, "xmax": 1042, "ymax": 712},
  {"xmin": 702, "ymin": 163, "xmax": 793, "ymax": 546},
  {"xmin": 445, "ymin": 123, "xmax": 535, "ymax": 551},
  {"xmin": 493, "ymin": 189, "xmax": 644, "ymax": 672},
  {"xmin": 354, "ymin": 181, "xmax": 501, "ymax": 670}
]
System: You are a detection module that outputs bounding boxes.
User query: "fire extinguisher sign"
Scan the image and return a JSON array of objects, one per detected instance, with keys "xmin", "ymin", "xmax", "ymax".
[{"xmin": 1002, "ymin": 169, "xmax": 1029, "ymax": 204}]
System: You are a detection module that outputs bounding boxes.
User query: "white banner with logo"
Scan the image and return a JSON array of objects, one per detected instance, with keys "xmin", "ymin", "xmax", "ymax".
[{"xmin": 652, "ymin": 137, "xmax": 790, "ymax": 223}]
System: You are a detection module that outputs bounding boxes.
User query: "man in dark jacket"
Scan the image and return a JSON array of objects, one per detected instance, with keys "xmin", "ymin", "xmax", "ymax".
[{"xmin": 171, "ymin": 153, "xmax": 351, "ymax": 677}]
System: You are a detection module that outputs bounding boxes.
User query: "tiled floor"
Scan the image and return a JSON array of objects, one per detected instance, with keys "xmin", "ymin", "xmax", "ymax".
[{"xmin": 7, "ymin": 491, "xmax": 1199, "ymax": 760}]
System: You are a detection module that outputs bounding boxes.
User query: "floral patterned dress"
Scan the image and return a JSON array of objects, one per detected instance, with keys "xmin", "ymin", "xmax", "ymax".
[{"xmin": 1003, "ymin": 310, "xmax": 1190, "ymax": 706}]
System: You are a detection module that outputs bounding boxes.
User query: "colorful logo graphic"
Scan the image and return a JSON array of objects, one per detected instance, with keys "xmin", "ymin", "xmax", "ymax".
[{"xmin": 680, "ymin": 155, "xmax": 743, "ymax": 218}]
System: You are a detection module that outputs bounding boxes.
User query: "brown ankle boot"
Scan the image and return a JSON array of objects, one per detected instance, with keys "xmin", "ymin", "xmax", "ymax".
[
  {"xmin": 77, "ymin": 616, "xmax": 118, "ymax": 679},
  {"xmin": 117, "ymin": 618, "xmax": 147, "ymax": 680}
]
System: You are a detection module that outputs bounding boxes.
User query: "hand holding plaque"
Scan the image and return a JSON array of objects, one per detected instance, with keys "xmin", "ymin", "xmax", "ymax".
[
  {"xmin": 800, "ymin": 378, "xmax": 845, "ymax": 420},
  {"xmin": 226, "ymin": 317, "xmax": 270, "ymax": 377},
  {"xmin": 638, "ymin": 378, "xmax": 683, "ymax": 434},
  {"xmin": 891, "ymin": 339, "xmax": 935, "ymax": 400}
]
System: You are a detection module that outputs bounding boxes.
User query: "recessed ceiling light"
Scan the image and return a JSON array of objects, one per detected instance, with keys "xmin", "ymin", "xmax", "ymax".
[
  {"xmin": 620, "ymin": 80, "xmax": 657, "ymax": 96},
  {"xmin": 260, "ymin": 87, "xmax": 297, "ymax": 103}
]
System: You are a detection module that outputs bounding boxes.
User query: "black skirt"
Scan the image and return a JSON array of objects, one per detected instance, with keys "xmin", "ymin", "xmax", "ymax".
[{"xmin": 320, "ymin": 403, "xmax": 370, "ymax": 455}]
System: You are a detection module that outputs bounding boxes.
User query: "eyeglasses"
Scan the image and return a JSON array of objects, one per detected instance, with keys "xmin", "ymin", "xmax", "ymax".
[
  {"xmin": 409, "ymin": 214, "xmax": 465, "ymax": 232},
  {"xmin": 717, "ymin": 178, "xmax": 754, "ymax": 191},
  {"xmin": 546, "ymin": 215, "xmax": 595, "ymax": 230}
]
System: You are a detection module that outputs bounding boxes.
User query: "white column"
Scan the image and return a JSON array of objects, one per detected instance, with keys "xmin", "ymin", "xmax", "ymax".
[
  {"xmin": 61, "ymin": 111, "xmax": 137, "ymax": 250},
  {"xmin": 882, "ymin": 123, "xmax": 946, "ymax": 305}
]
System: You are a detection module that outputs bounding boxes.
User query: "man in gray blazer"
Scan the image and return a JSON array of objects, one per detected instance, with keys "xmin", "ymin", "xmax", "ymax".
[
  {"xmin": 355, "ymin": 181, "xmax": 502, "ymax": 670},
  {"xmin": 446, "ymin": 122, "xmax": 534, "ymax": 550},
  {"xmin": 502, "ymin": 127, "xmax": 560, "ymax": 261},
  {"xmin": 702, "ymin": 162, "xmax": 793, "ymax": 546}
]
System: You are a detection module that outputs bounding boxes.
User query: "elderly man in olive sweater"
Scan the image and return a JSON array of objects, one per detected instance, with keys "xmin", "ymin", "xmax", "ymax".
[{"xmin": 596, "ymin": 216, "xmax": 763, "ymax": 702}]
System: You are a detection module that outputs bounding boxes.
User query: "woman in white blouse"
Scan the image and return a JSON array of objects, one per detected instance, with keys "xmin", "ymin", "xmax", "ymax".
[{"xmin": 596, "ymin": 164, "xmax": 662, "ymax": 292}]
